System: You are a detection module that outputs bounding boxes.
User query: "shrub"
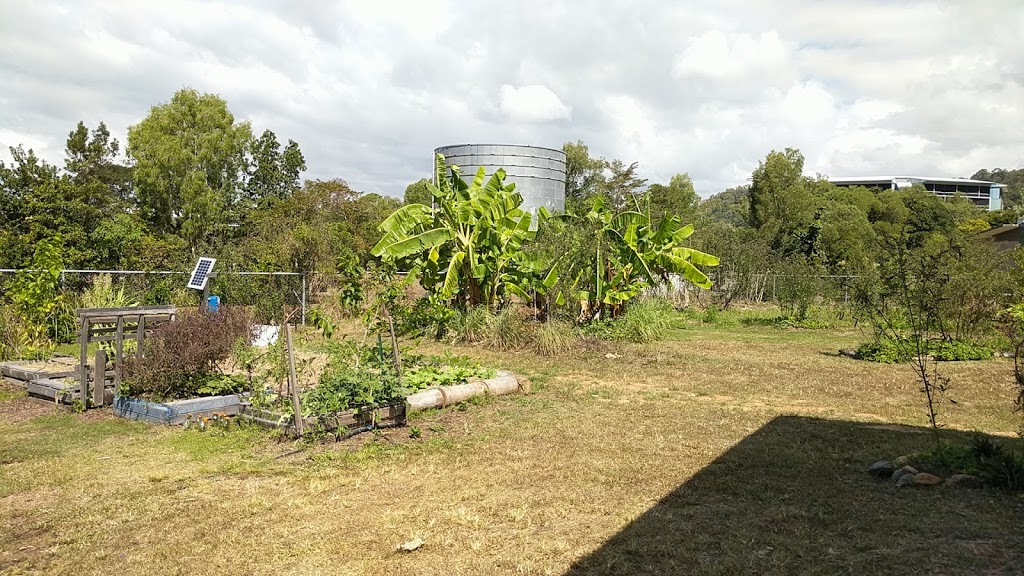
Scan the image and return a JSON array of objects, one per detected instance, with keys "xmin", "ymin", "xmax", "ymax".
[
  {"xmin": 122, "ymin": 308, "xmax": 253, "ymax": 399},
  {"xmin": 774, "ymin": 258, "xmax": 823, "ymax": 321},
  {"xmin": 854, "ymin": 337, "xmax": 913, "ymax": 364},
  {"xmin": 919, "ymin": 436, "xmax": 1024, "ymax": 491},
  {"xmin": 929, "ymin": 340, "xmax": 993, "ymax": 361},
  {"xmin": 855, "ymin": 337, "xmax": 993, "ymax": 363},
  {"xmin": 533, "ymin": 320, "xmax": 579, "ymax": 356}
]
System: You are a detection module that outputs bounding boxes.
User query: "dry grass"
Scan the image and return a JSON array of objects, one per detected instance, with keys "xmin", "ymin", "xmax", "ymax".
[{"xmin": 1, "ymin": 321, "xmax": 1023, "ymax": 575}]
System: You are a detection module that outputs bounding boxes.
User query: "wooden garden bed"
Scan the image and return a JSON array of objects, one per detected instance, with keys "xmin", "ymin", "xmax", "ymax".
[{"xmin": 240, "ymin": 403, "xmax": 407, "ymax": 437}]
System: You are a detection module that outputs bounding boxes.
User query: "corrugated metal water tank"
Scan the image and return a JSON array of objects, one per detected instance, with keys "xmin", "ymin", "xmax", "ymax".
[{"xmin": 434, "ymin": 144, "xmax": 567, "ymax": 215}]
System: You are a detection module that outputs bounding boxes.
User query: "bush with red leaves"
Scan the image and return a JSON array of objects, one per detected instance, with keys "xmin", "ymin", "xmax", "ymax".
[{"xmin": 122, "ymin": 308, "xmax": 252, "ymax": 400}]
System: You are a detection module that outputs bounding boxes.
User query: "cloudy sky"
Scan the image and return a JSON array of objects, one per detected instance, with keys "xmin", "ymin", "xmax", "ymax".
[{"xmin": 2, "ymin": 0, "xmax": 1023, "ymax": 197}]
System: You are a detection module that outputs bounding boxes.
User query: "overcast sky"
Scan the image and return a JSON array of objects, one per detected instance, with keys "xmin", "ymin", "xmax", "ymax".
[{"xmin": 2, "ymin": 0, "xmax": 1023, "ymax": 198}]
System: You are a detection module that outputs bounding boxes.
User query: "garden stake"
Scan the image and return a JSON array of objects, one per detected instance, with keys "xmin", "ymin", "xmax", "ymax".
[
  {"xmin": 285, "ymin": 323, "xmax": 303, "ymax": 436},
  {"xmin": 387, "ymin": 311, "xmax": 402, "ymax": 379}
]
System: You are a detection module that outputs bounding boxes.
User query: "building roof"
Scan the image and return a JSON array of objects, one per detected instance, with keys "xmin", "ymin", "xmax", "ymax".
[{"xmin": 828, "ymin": 175, "xmax": 1007, "ymax": 188}]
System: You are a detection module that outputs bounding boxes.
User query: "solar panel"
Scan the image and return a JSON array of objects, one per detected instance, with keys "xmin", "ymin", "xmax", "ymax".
[{"xmin": 186, "ymin": 257, "xmax": 217, "ymax": 290}]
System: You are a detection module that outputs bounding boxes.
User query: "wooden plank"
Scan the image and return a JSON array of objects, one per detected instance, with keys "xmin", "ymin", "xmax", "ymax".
[
  {"xmin": 0, "ymin": 364, "xmax": 74, "ymax": 381},
  {"xmin": 285, "ymin": 324, "xmax": 303, "ymax": 436},
  {"xmin": 136, "ymin": 315, "xmax": 146, "ymax": 358},
  {"xmin": 241, "ymin": 403, "xmax": 406, "ymax": 436},
  {"xmin": 79, "ymin": 317, "xmax": 89, "ymax": 404},
  {"xmin": 114, "ymin": 316, "xmax": 124, "ymax": 391},
  {"xmin": 83, "ymin": 314, "xmax": 172, "ymax": 325},
  {"xmin": 93, "ymin": 349, "xmax": 107, "ymax": 407},
  {"xmin": 76, "ymin": 305, "xmax": 176, "ymax": 318}
]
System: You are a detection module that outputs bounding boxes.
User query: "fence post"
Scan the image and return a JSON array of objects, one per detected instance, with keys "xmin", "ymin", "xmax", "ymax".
[{"xmin": 301, "ymin": 273, "xmax": 307, "ymax": 326}]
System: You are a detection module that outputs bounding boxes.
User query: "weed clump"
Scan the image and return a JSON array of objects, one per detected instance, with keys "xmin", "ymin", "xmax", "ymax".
[
  {"xmin": 533, "ymin": 320, "xmax": 579, "ymax": 356},
  {"xmin": 448, "ymin": 307, "xmax": 529, "ymax": 350}
]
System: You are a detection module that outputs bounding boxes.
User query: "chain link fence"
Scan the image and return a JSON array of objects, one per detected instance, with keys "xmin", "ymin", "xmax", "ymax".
[{"xmin": 0, "ymin": 268, "xmax": 344, "ymax": 325}]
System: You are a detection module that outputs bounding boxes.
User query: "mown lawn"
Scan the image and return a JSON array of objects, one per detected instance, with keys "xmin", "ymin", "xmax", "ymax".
[{"xmin": 1, "ymin": 322, "xmax": 1022, "ymax": 575}]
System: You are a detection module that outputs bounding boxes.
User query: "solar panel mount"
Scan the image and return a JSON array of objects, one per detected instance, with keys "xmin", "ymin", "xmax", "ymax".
[{"xmin": 187, "ymin": 257, "xmax": 217, "ymax": 290}]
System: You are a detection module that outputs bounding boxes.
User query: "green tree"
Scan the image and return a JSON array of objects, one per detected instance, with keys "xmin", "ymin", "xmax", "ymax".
[
  {"xmin": 972, "ymin": 167, "xmax": 1024, "ymax": 209},
  {"xmin": 64, "ymin": 121, "xmax": 133, "ymax": 209},
  {"xmin": 700, "ymin": 185, "xmax": 750, "ymax": 227},
  {"xmin": 0, "ymin": 146, "xmax": 57, "ymax": 267},
  {"xmin": 562, "ymin": 140, "xmax": 606, "ymax": 207},
  {"xmin": 127, "ymin": 88, "xmax": 253, "ymax": 254},
  {"xmin": 244, "ymin": 129, "xmax": 306, "ymax": 212},
  {"xmin": 749, "ymin": 148, "xmax": 821, "ymax": 253},
  {"xmin": 602, "ymin": 159, "xmax": 648, "ymax": 209},
  {"xmin": 647, "ymin": 173, "xmax": 699, "ymax": 223},
  {"xmin": 404, "ymin": 177, "xmax": 432, "ymax": 206}
]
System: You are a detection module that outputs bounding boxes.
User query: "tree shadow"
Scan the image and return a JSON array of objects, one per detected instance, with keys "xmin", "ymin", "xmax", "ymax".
[{"xmin": 564, "ymin": 416, "xmax": 1024, "ymax": 575}]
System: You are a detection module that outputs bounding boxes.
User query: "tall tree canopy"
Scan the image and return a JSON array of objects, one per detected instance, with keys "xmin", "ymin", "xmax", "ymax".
[
  {"xmin": 971, "ymin": 167, "xmax": 1024, "ymax": 209},
  {"xmin": 244, "ymin": 129, "xmax": 306, "ymax": 213},
  {"xmin": 562, "ymin": 140, "xmax": 606, "ymax": 207},
  {"xmin": 647, "ymin": 173, "xmax": 699, "ymax": 223},
  {"xmin": 127, "ymin": 88, "xmax": 253, "ymax": 253},
  {"xmin": 404, "ymin": 177, "xmax": 432, "ymax": 206}
]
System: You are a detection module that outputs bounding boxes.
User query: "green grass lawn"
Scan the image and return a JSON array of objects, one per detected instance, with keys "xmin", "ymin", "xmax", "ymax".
[{"xmin": 2, "ymin": 320, "xmax": 1022, "ymax": 575}]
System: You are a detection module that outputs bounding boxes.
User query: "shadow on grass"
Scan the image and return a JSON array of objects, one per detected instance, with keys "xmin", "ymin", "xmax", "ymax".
[{"xmin": 565, "ymin": 416, "xmax": 1024, "ymax": 576}]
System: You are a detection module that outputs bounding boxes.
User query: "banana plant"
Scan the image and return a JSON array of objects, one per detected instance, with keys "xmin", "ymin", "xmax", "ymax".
[
  {"xmin": 567, "ymin": 195, "xmax": 720, "ymax": 318},
  {"xmin": 371, "ymin": 153, "xmax": 551, "ymax": 310}
]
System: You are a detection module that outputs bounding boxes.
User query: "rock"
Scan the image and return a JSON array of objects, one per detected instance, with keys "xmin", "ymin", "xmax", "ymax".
[
  {"xmin": 894, "ymin": 455, "xmax": 914, "ymax": 468},
  {"xmin": 912, "ymin": 473, "xmax": 942, "ymax": 487},
  {"xmin": 868, "ymin": 460, "xmax": 894, "ymax": 478},
  {"xmin": 895, "ymin": 473, "xmax": 916, "ymax": 488},
  {"xmin": 839, "ymin": 349, "xmax": 857, "ymax": 358},
  {"xmin": 891, "ymin": 465, "xmax": 919, "ymax": 482},
  {"xmin": 396, "ymin": 538, "xmax": 424, "ymax": 553},
  {"xmin": 945, "ymin": 474, "xmax": 984, "ymax": 489}
]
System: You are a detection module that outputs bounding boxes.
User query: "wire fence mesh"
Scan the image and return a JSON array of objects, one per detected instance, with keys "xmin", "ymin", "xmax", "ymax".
[{"xmin": 0, "ymin": 269, "xmax": 350, "ymax": 325}]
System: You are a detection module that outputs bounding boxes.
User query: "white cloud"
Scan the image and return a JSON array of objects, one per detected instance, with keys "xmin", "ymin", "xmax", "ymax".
[
  {"xmin": 0, "ymin": 0, "xmax": 1022, "ymax": 197},
  {"xmin": 672, "ymin": 30, "xmax": 789, "ymax": 80},
  {"xmin": 499, "ymin": 85, "xmax": 572, "ymax": 123}
]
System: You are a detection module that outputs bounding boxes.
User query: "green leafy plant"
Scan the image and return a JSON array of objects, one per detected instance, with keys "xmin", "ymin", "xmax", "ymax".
[
  {"xmin": 400, "ymin": 363, "xmax": 494, "ymax": 391},
  {"xmin": 557, "ymin": 195, "xmax": 719, "ymax": 321},
  {"xmin": 929, "ymin": 340, "xmax": 993, "ymax": 361},
  {"xmin": 8, "ymin": 238, "xmax": 66, "ymax": 355},
  {"xmin": 195, "ymin": 374, "xmax": 248, "ymax": 397},
  {"xmin": 372, "ymin": 153, "xmax": 556, "ymax": 310},
  {"xmin": 301, "ymin": 364, "xmax": 404, "ymax": 417},
  {"xmin": 307, "ymin": 308, "xmax": 336, "ymax": 339},
  {"xmin": 854, "ymin": 337, "xmax": 914, "ymax": 364}
]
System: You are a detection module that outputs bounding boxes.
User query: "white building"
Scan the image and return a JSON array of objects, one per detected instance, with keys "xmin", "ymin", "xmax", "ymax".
[{"xmin": 828, "ymin": 176, "xmax": 1005, "ymax": 211}]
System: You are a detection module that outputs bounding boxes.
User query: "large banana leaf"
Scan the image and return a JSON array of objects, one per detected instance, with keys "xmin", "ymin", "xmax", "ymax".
[
  {"xmin": 671, "ymin": 246, "xmax": 720, "ymax": 267},
  {"xmin": 440, "ymin": 251, "xmax": 466, "ymax": 299},
  {"xmin": 377, "ymin": 228, "xmax": 455, "ymax": 260},
  {"xmin": 659, "ymin": 251, "xmax": 713, "ymax": 288}
]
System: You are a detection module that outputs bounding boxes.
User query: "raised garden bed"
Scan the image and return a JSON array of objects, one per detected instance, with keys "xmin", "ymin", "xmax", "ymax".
[
  {"xmin": 112, "ymin": 393, "xmax": 248, "ymax": 425},
  {"xmin": 0, "ymin": 357, "xmax": 108, "ymax": 405},
  {"xmin": 241, "ymin": 403, "xmax": 406, "ymax": 437}
]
